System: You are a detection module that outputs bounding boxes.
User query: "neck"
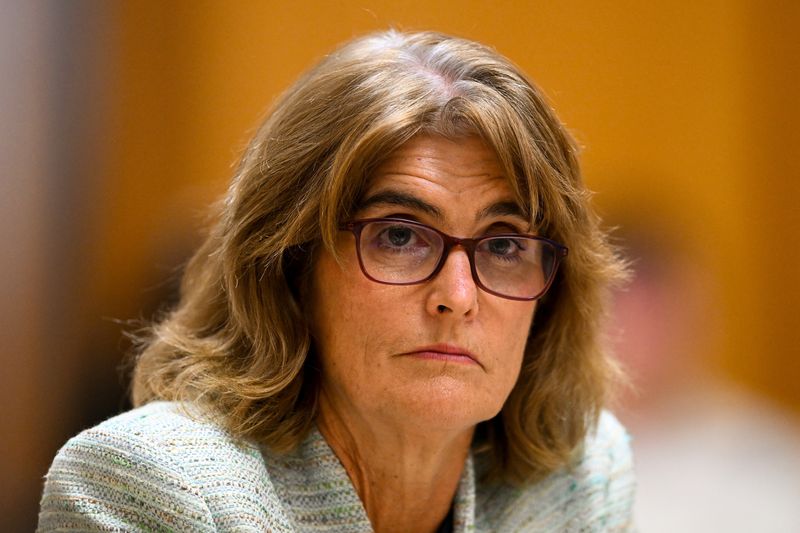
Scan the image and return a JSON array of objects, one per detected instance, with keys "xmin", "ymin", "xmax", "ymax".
[{"xmin": 317, "ymin": 388, "xmax": 474, "ymax": 533}]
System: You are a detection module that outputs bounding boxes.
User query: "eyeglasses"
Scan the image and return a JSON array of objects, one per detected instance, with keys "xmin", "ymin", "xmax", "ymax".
[{"xmin": 340, "ymin": 217, "xmax": 568, "ymax": 301}]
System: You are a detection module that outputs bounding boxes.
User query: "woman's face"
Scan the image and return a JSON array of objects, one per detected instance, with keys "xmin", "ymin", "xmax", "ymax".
[{"xmin": 309, "ymin": 134, "xmax": 537, "ymax": 434}]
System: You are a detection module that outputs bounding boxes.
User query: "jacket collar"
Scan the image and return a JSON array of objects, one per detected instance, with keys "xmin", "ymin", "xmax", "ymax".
[{"xmin": 263, "ymin": 427, "xmax": 476, "ymax": 532}]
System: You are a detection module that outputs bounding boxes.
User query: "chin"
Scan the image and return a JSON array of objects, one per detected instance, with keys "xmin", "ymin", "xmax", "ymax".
[{"xmin": 390, "ymin": 376, "xmax": 505, "ymax": 431}]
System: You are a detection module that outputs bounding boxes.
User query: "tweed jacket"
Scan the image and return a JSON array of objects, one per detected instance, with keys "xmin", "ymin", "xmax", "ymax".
[{"xmin": 38, "ymin": 401, "xmax": 635, "ymax": 532}]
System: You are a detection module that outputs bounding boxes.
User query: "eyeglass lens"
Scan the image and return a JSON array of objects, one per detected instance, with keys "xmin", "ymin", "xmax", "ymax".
[{"xmin": 357, "ymin": 220, "xmax": 556, "ymax": 299}]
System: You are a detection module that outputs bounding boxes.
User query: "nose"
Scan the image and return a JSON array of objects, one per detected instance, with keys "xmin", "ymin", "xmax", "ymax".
[{"xmin": 425, "ymin": 246, "xmax": 479, "ymax": 318}]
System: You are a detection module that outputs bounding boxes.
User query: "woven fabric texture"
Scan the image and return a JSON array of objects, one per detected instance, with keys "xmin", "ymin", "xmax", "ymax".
[{"xmin": 38, "ymin": 401, "xmax": 635, "ymax": 532}]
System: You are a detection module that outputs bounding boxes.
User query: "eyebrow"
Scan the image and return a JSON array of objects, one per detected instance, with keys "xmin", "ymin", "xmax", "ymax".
[
  {"xmin": 476, "ymin": 201, "xmax": 528, "ymax": 221},
  {"xmin": 357, "ymin": 189, "xmax": 528, "ymax": 225},
  {"xmin": 357, "ymin": 190, "xmax": 444, "ymax": 220}
]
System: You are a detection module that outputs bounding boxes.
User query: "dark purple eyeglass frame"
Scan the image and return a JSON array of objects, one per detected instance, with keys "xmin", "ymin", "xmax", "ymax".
[{"xmin": 339, "ymin": 217, "xmax": 569, "ymax": 301}]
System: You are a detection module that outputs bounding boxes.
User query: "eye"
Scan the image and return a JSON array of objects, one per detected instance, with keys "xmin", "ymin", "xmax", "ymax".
[
  {"xmin": 372, "ymin": 222, "xmax": 431, "ymax": 253},
  {"xmin": 486, "ymin": 237, "xmax": 523, "ymax": 256},
  {"xmin": 487, "ymin": 238, "xmax": 511, "ymax": 255},
  {"xmin": 385, "ymin": 225, "xmax": 413, "ymax": 247}
]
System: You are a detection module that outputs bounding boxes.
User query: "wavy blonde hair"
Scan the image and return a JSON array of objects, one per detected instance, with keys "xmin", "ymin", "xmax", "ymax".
[{"xmin": 131, "ymin": 30, "xmax": 627, "ymax": 484}]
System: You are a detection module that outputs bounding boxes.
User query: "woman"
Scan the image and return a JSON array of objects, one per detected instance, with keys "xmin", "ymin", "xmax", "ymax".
[{"xmin": 38, "ymin": 30, "xmax": 634, "ymax": 532}]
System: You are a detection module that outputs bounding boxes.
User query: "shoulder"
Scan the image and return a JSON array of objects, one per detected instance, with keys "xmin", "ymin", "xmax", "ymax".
[
  {"xmin": 38, "ymin": 401, "xmax": 295, "ymax": 532},
  {"xmin": 477, "ymin": 410, "xmax": 636, "ymax": 532},
  {"xmin": 574, "ymin": 410, "xmax": 636, "ymax": 527}
]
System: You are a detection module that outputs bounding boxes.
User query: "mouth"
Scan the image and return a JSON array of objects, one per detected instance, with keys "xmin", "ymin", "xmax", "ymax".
[{"xmin": 401, "ymin": 343, "xmax": 482, "ymax": 368}]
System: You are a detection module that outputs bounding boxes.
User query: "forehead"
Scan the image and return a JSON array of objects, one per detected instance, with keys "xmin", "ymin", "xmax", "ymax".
[
  {"xmin": 370, "ymin": 135, "xmax": 503, "ymax": 186},
  {"xmin": 360, "ymin": 135, "xmax": 526, "ymax": 222}
]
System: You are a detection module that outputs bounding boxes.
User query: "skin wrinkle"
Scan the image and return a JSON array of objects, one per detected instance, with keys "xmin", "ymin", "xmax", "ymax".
[{"xmin": 358, "ymin": 190, "xmax": 528, "ymax": 231}]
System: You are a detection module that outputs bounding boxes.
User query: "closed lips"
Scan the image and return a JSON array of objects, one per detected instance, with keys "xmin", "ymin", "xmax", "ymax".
[{"xmin": 402, "ymin": 344, "xmax": 481, "ymax": 367}]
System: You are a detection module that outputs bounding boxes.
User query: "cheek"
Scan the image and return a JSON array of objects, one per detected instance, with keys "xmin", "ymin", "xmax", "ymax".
[
  {"xmin": 309, "ymin": 256, "xmax": 359, "ymax": 358},
  {"xmin": 308, "ymin": 250, "xmax": 397, "ymax": 374},
  {"xmin": 493, "ymin": 302, "xmax": 536, "ymax": 380},
  {"xmin": 498, "ymin": 299, "xmax": 535, "ymax": 343}
]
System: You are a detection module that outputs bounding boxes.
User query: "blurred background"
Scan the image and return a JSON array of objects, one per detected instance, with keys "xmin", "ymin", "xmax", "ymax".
[{"xmin": 2, "ymin": 1, "xmax": 798, "ymax": 531}]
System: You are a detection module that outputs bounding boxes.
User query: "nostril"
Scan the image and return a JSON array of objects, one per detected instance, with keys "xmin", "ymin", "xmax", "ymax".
[{"xmin": 437, "ymin": 304, "xmax": 449, "ymax": 314}]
